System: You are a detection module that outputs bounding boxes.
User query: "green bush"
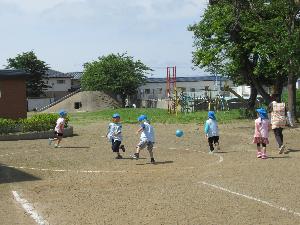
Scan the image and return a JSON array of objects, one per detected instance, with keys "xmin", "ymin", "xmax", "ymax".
[
  {"xmin": 0, "ymin": 118, "xmax": 19, "ymax": 134},
  {"xmin": 0, "ymin": 114, "xmax": 69, "ymax": 134},
  {"xmin": 282, "ymin": 90, "xmax": 300, "ymax": 117}
]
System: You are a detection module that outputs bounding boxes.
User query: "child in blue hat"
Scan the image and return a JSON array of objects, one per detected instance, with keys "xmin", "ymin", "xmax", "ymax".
[
  {"xmin": 131, "ymin": 114, "xmax": 155, "ymax": 164},
  {"xmin": 253, "ymin": 108, "xmax": 270, "ymax": 159},
  {"xmin": 107, "ymin": 113, "xmax": 125, "ymax": 159},
  {"xmin": 204, "ymin": 111, "xmax": 220, "ymax": 153},
  {"xmin": 49, "ymin": 109, "xmax": 67, "ymax": 148}
]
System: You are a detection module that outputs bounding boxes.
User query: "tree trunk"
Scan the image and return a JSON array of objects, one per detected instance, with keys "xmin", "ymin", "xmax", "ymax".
[
  {"xmin": 287, "ymin": 73, "xmax": 297, "ymax": 125},
  {"xmin": 247, "ymin": 83, "xmax": 257, "ymax": 110},
  {"xmin": 120, "ymin": 93, "xmax": 126, "ymax": 108}
]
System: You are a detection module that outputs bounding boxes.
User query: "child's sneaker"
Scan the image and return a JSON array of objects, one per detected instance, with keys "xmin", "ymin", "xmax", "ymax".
[
  {"xmin": 120, "ymin": 145, "xmax": 126, "ymax": 152},
  {"xmin": 279, "ymin": 145, "xmax": 285, "ymax": 154},
  {"xmin": 209, "ymin": 150, "xmax": 214, "ymax": 154},
  {"xmin": 115, "ymin": 155, "xmax": 123, "ymax": 159},
  {"xmin": 261, "ymin": 154, "xmax": 268, "ymax": 159},
  {"xmin": 54, "ymin": 144, "xmax": 61, "ymax": 148},
  {"xmin": 150, "ymin": 158, "xmax": 155, "ymax": 164},
  {"xmin": 257, "ymin": 152, "xmax": 262, "ymax": 158},
  {"xmin": 131, "ymin": 153, "xmax": 139, "ymax": 160},
  {"xmin": 48, "ymin": 138, "xmax": 53, "ymax": 145}
]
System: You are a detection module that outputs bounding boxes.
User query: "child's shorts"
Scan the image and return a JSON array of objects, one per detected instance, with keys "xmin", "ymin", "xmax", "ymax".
[
  {"xmin": 54, "ymin": 131, "xmax": 63, "ymax": 137},
  {"xmin": 137, "ymin": 140, "xmax": 154, "ymax": 151},
  {"xmin": 208, "ymin": 136, "xmax": 219, "ymax": 144},
  {"xmin": 111, "ymin": 140, "xmax": 121, "ymax": 152}
]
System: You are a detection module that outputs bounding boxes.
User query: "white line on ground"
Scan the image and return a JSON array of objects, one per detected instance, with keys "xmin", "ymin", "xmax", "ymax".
[
  {"xmin": 0, "ymin": 150, "xmax": 39, "ymax": 158},
  {"xmin": 5, "ymin": 165, "xmax": 126, "ymax": 174},
  {"xmin": 12, "ymin": 191, "xmax": 49, "ymax": 225},
  {"xmin": 200, "ymin": 181, "xmax": 300, "ymax": 217}
]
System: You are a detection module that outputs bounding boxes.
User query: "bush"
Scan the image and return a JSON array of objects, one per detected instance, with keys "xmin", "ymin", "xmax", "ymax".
[
  {"xmin": 238, "ymin": 108, "xmax": 257, "ymax": 119},
  {"xmin": 0, "ymin": 118, "xmax": 19, "ymax": 134},
  {"xmin": 0, "ymin": 114, "xmax": 69, "ymax": 134}
]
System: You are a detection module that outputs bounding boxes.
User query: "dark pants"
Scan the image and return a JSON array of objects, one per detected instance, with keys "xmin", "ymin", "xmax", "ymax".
[
  {"xmin": 111, "ymin": 140, "xmax": 121, "ymax": 152},
  {"xmin": 208, "ymin": 136, "xmax": 219, "ymax": 151},
  {"xmin": 273, "ymin": 128, "xmax": 283, "ymax": 147}
]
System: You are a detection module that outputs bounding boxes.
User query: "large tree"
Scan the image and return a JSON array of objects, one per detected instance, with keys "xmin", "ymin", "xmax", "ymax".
[
  {"xmin": 189, "ymin": 0, "xmax": 300, "ymax": 117},
  {"xmin": 6, "ymin": 51, "xmax": 49, "ymax": 97},
  {"xmin": 81, "ymin": 53, "xmax": 152, "ymax": 107}
]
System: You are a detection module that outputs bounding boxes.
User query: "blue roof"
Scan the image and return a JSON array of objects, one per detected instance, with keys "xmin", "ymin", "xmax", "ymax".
[
  {"xmin": 65, "ymin": 72, "xmax": 83, "ymax": 80},
  {"xmin": 0, "ymin": 69, "xmax": 30, "ymax": 79}
]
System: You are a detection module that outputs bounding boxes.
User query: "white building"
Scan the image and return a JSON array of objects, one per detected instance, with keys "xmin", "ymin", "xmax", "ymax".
[
  {"xmin": 43, "ymin": 70, "xmax": 72, "ymax": 100},
  {"xmin": 137, "ymin": 76, "xmax": 232, "ymax": 100},
  {"xmin": 297, "ymin": 79, "xmax": 300, "ymax": 89}
]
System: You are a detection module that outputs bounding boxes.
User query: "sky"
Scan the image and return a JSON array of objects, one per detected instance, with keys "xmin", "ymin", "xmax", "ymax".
[{"xmin": 0, "ymin": 0, "xmax": 209, "ymax": 77}]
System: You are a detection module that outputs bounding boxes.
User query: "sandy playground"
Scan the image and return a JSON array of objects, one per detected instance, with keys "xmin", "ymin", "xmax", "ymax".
[{"xmin": 0, "ymin": 120, "xmax": 300, "ymax": 225}]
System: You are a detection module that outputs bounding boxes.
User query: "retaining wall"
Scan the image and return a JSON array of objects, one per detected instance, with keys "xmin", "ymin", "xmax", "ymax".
[{"xmin": 0, "ymin": 126, "xmax": 73, "ymax": 141}]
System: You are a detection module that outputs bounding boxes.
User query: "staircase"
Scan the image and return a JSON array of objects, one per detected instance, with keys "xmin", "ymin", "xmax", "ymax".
[{"xmin": 37, "ymin": 88, "xmax": 82, "ymax": 112}]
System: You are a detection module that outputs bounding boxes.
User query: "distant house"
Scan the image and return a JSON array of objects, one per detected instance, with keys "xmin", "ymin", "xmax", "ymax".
[
  {"xmin": 65, "ymin": 72, "xmax": 82, "ymax": 91},
  {"xmin": 43, "ymin": 69, "xmax": 72, "ymax": 101},
  {"xmin": 0, "ymin": 69, "xmax": 30, "ymax": 119},
  {"xmin": 297, "ymin": 78, "xmax": 300, "ymax": 89}
]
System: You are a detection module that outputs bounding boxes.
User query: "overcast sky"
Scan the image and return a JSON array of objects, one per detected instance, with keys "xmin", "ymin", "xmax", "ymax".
[{"xmin": 0, "ymin": 0, "xmax": 209, "ymax": 77}]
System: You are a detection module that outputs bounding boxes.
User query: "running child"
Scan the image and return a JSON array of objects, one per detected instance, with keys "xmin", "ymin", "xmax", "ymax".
[
  {"xmin": 49, "ymin": 109, "xmax": 67, "ymax": 148},
  {"xmin": 131, "ymin": 115, "xmax": 155, "ymax": 164},
  {"xmin": 106, "ymin": 113, "xmax": 125, "ymax": 159},
  {"xmin": 204, "ymin": 111, "xmax": 220, "ymax": 153},
  {"xmin": 253, "ymin": 108, "xmax": 270, "ymax": 159}
]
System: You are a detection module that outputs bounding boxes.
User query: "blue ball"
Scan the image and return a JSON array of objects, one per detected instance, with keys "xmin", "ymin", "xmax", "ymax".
[{"xmin": 176, "ymin": 129, "xmax": 184, "ymax": 137}]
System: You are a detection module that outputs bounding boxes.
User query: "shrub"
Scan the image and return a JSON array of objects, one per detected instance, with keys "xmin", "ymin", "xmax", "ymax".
[
  {"xmin": 0, "ymin": 118, "xmax": 19, "ymax": 134},
  {"xmin": 0, "ymin": 114, "xmax": 69, "ymax": 134}
]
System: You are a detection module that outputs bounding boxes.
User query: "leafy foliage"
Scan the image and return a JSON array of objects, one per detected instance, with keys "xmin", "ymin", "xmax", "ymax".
[
  {"xmin": 188, "ymin": 0, "xmax": 300, "ymax": 103},
  {"xmin": 0, "ymin": 114, "xmax": 69, "ymax": 134},
  {"xmin": 6, "ymin": 51, "xmax": 49, "ymax": 97},
  {"xmin": 81, "ymin": 53, "xmax": 152, "ymax": 106}
]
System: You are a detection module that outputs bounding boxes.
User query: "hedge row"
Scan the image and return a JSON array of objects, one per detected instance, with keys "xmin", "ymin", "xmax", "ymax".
[{"xmin": 0, "ymin": 114, "xmax": 69, "ymax": 135}]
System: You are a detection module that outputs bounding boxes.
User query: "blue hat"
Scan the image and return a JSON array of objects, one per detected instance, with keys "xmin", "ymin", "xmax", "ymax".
[
  {"xmin": 138, "ymin": 114, "xmax": 147, "ymax": 121},
  {"xmin": 256, "ymin": 108, "xmax": 268, "ymax": 119},
  {"xmin": 208, "ymin": 111, "xmax": 216, "ymax": 120},
  {"xmin": 59, "ymin": 109, "xmax": 67, "ymax": 117},
  {"xmin": 112, "ymin": 113, "xmax": 120, "ymax": 118}
]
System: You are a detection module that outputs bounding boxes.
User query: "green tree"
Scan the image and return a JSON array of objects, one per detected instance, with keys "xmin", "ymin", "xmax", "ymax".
[
  {"xmin": 81, "ymin": 53, "xmax": 152, "ymax": 107},
  {"xmin": 6, "ymin": 51, "xmax": 49, "ymax": 97},
  {"xmin": 189, "ymin": 0, "xmax": 300, "ymax": 118}
]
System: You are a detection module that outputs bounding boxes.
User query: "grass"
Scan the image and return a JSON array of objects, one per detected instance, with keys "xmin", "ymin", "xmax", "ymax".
[{"xmin": 68, "ymin": 108, "xmax": 243, "ymax": 125}]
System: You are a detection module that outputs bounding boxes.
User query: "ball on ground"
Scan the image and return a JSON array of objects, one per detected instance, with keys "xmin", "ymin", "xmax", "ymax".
[{"xmin": 176, "ymin": 129, "xmax": 184, "ymax": 137}]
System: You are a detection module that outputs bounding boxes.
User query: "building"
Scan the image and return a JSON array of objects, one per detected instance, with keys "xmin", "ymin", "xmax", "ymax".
[
  {"xmin": 0, "ymin": 69, "xmax": 30, "ymax": 119},
  {"xmin": 137, "ymin": 76, "xmax": 231, "ymax": 100},
  {"xmin": 297, "ymin": 78, "xmax": 300, "ymax": 89},
  {"xmin": 65, "ymin": 72, "xmax": 82, "ymax": 91},
  {"xmin": 43, "ymin": 69, "xmax": 72, "ymax": 101}
]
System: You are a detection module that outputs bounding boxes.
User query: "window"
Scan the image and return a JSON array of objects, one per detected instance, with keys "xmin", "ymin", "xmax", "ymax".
[
  {"xmin": 57, "ymin": 80, "xmax": 65, "ymax": 84},
  {"xmin": 205, "ymin": 86, "xmax": 209, "ymax": 91},
  {"xmin": 157, "ymin": 88, "xmax": 162, "ymax": 94},
  {"xmin": 145, "ymin": 89, "xmax": 150, "ymax": 94},
  {"xmin": 190, "ymin": 88, "xmax": 195, "ymax": 92}
]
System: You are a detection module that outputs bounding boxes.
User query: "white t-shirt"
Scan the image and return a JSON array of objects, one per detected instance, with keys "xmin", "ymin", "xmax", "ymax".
[
  {"xmin": 55, "ymin": 117, "xmax": 65, "ymax": 133},
  {"xmin": 107, "ymin": 122, "xmax": 122, "ymax": 142},
  {"xmin": 140, "ymin": 121, "xmax": 155, "ymax": 142}
]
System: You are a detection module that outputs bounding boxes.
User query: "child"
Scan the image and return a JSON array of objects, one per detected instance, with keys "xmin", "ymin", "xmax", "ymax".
[
  {"xmin": 131, "ymin": 115, "xmax": 155, "ymax": 164},
  {"xmin": 253, "ymin": 108, "xmax": 270, "ymax": 159},
  {"xmin": 49, "ymin": 109, "xmax": 67, "ymax": 148},
  {"xmin": 204, "ymin": 111, "xmax": 220, "ymax": 154},
  {"xmin": 106, "ymin": 113, "xmax": 125, "ymax": 159}
]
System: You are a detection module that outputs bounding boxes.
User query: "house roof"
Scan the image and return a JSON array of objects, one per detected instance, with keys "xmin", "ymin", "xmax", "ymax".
[
  {"xmin": 46, "ymin": 69, "xmax": 73, "ymax": 78},
  {"xmin": 65, "ymin": 72, "xmax": 228, "ymax": 83},
  {"xmin": 65, "ymin": 72, "xmax": 83, "ymax": 80},
  {"xmin": 0, "ymin": 69, "xmax": 30, "ymax": 79}
]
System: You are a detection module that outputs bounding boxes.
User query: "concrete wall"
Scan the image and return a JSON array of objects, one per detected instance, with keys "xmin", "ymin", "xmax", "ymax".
[
  {"xmin": 0, "ymin": 78, "xmax": 27, "ymax": 119},
  {"xmin": 43, "ymin": 91, "xmax": 121, "ymax": 113},
  {"xmin": 28, "ymin": 98, "xmax": 54, "ymax": 111}
]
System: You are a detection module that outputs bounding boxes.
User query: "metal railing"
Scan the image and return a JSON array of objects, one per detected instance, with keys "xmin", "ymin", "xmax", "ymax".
[{"xmin": 37, "ymin": 88, "xmax": 82, "ymax": 112}]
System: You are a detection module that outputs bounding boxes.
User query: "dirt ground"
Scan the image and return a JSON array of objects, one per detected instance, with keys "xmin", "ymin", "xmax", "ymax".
[{"xmin": 0, "ymin": 121, "xmax": 300, "ymax": 225}]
